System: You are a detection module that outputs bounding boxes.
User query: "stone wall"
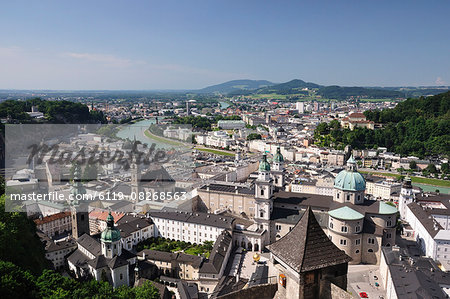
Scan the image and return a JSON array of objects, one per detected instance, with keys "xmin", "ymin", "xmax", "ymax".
[
  {"xmin": 319, "ymin": 280, "xmax": 353, "ymax": 299},
  {"xmin": 216, "ymin": 283, "xmax": 277, "ymax": 299}
]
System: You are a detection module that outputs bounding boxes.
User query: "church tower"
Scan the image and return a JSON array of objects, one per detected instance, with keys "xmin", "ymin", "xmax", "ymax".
[
  {"xmin": 131, "ymin": 161, "xmax": 141, "ymax": 199},
  {"xmin": 271, "ymin": 146, "xmax": 285, "ymax": 188},
  {"xmin": 101, "ymin": 212, "xmax": 122, "ymax": 258},
  {"xmin": 254, "ymin": 154, "xmax": 273, "ymax": 239},
  {"xmin": 399, "ymin": 175, "xmax": 414, "ymax": 219},
  {"xmin": 70, "ymin": 165, "xmax": 90, "ymax": 239}
]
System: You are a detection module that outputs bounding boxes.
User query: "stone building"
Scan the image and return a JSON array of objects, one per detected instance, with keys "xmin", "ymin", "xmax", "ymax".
[
  {"xmin": 67, "ymin": 212, "xmax": 136, "ymax": 288},
  {"xmin": 34, "ymin": 211, "xmax": 72, "ymax": 238},
  {"xmin": 267, "ymin": 207, "xmax": 351, "ymax": 299}
]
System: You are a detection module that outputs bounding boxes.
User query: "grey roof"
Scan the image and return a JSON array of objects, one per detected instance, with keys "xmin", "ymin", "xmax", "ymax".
[
  {"xmin": 116, "ymin": 217, "xmax": 153, "ymax": 238},
  {"xmin": 88, "ymin": 255, "xmax": 109, "ymax": 269},
  {"xmin": 248, "ymin": 265, "xmax": 268, "ymax": 287},
  {"xmin": 108, "ymin": 255, "xmax": 129, "ymax": 269},
  {"xmin": 109, "ymin": 200, "xmax": 133, "ymax": 211},
  {"xmin": 200, "ymin": 230, "xmax": 232, "ymax": 274},
  {"xmin": 272, "ymin": 191, "xmax": 333, "ymax": 209},
  {"xmin": 67, "ymin": 249, "xmax": 91, "ymax": 268},
  {"xmin": 382, "ymin": 246, "xmax": 449, "ymax": 298},
  {"xmin": 415, "ymin": 192, "xmax": 450, "ymax": 216},
  {"xmin": 140, "ymin": 167, "xmax": 175, "ymax": 186},
  {"xmin": 407, "ymin": 202, "xmax": 443, "ymax": 238},
  {"xmin": 199, "ymin": 183, "xmax": 255, "ymax": 195},
  {"xmin": 149, "ymin": 210, "xmax": 234, "ymax": 230},
  {"xmin": 267, "ymin": 207, "xmax": 351, "ymax": 273},
  {"xmin": 270, "ymin": 207, "xmax": 329, "ymax": 228},
  {"xmin": 77, "ymin": 234, "xmax": 101, "ymax": 257},
  {"xmin": 45, "ymin": 239, "xmax": 77, "ymax": 253},
  {"xmin": 178, "ymin": 281, "xmax": 199, "ymax": 299}
]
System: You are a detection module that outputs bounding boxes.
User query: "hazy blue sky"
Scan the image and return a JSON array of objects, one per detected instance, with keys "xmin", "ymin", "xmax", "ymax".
[{"xmin": 1, "ymin": 0, "xmax": 449, "ymax": 90}]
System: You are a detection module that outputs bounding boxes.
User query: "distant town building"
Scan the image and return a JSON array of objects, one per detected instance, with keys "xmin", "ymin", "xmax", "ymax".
[
  {"xmin": 34, "ymin": 211, "xmax": 72, "ymax": 238},
  {"xmin": 340, "ymin": 112, "xmax": 375, "ymax": 130},
  {"xmin": 217, "ymin": 120, "xmax": 245, "ymax": 130}
]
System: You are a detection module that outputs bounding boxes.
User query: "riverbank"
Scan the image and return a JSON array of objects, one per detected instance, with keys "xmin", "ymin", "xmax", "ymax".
[
  {"xmin": 359, "ymin": 170, "xmax": 450, "ymax": 188},
  {"xmin": 143, "ymin": 129, "xmax": 187, "ymax": 147},
  {"xmin": 194, "ymin": 147, "xmax": 234, "ymax": 157}
]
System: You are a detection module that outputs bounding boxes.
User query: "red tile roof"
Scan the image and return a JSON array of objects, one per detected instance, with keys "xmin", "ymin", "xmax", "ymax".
[
  {"xmin": 34, "ymin": 211, "xmax": 71, "ymax": 225},
  {"xmin": 89, "ymin": 209, "xmax": 124, "ymax": 223}
]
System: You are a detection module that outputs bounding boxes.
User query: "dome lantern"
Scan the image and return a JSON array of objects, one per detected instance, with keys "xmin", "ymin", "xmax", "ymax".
[
  {"xmin": 273, "ymin": 146, "xmax": 284, "ymax": 163},
  {"xmin": 259, "ymin": 153, "xmax": 271, "ymax": 172}
]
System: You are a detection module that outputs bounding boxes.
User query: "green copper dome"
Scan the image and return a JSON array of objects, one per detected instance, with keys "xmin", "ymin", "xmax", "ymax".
[
  {"xmin": 259, "ymin": 153, "xmax": 271, "ymax": 172},
  {"xmin": 273, "ymin": 146, "xmax": 284, "ymax": 163},
  {"xmin": 334, "ymin": 156, "xmax": 366, "ymax": 191},
  {"xmin": 101, "ymin": 212, "xmax": 121, "ymax": 242}
]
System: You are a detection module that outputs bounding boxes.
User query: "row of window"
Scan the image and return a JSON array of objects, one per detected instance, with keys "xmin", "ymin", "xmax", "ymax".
[
  {"xmin": 156, "ymin": 219, "xmax": 219, "ymax": 231},
  {"xmin": 332, "ymin": 236, "xmax": 376, "ymax": 246},
  {"xmin": 336, "ymin": 193, "xmax": 362, "ymax": 201},
  {"xmin": 329, "ymin": 223, "xmax": 361, "ymax": 233}
]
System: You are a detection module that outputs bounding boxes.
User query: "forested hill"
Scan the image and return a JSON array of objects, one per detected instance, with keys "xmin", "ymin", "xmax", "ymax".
[
  {"xmin": 314, "ymin": 91, "xmax": 450, "ymax": 158},
  {"xmin": 365, "ymin": 91, "xmax": 450, "ymax": 122},
  {"xmin": 0, "ymin": 98, "xmax": 106, "ymax": 123},
  {"xmin": 317, "ymin": 86, "xmax": 404, "ymax": 100},
  {"xmin": 197, "ymin": 79, "xmax": 273, "ymax": 94},
  {"xmin": 255, "ymin": 79, "xmax": 321, "ymax": 95}
]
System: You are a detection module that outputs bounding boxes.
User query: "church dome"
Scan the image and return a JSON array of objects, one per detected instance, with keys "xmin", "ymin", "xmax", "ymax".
[
  {"xmin": 259, "ymin": 153, "xmax": 271, "ymax": 172},
  {"xmin": 273, "ymin": 146, "xmax": 284, "ymax": 163},
  {"xmin": 334, "ymin": 156, "xmax": 366, "ymax": 191},
  {"xmin": 101, "ymin": 212, "xmax": 121, "ymax": 242}
]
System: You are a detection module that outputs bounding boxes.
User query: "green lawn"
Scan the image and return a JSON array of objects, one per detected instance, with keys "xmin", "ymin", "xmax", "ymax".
[
  {"xmin": 196, "ymin": 147, "xmax": 235, "ymax": 156},
  {"xmin": 360, "ymin": 170, "xmax": 450, "ymax": 187},
  {"xmin": 250, "ymin": 93, "xmax": 290, "ymax": 100},
  {"xmin": 136, "ymin": 237, "xmax": 213, "ymax": 258},
  {"xmin": 144, "ymin": 129, "xmax": 186, "ymax": 146}
]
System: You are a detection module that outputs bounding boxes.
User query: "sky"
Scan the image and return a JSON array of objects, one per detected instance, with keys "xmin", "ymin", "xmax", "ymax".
[{"xmin": 0, "ymin": 0, "xmax": 449, "ymax": 90}]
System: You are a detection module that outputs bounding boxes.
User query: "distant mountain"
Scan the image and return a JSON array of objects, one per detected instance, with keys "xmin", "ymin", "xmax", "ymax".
[
  {"xmin": 197, "ymin": 78, "xmax": 450, "ymax": 99},
  {"xmin": 197, "ymin": 79, "xmax": 274, "ymax": 94},
  {"xmin": 317, "ymin": 86, "xmax": 405, "ymax": 100},
  {"xmin": 256, "ymin": 79, "xmax": 321, "ymax": 95}
]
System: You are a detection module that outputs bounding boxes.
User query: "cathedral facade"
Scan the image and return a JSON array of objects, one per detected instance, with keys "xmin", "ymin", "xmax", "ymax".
[{"xmin": 197, "ymin": 147, "xmax": 398, "ymax": 265}]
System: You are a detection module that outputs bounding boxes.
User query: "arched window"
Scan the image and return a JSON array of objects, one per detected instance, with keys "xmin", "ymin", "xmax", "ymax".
[
  {"xmin": 368, "ymin": 249, "xmax": 374, "ymax": 253},
  {"xmin": 356, "ymin": 250, "xmax": 360, "ymax": 254}
]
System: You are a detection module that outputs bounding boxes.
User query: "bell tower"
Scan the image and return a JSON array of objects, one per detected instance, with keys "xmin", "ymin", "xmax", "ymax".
[
  {"xmin": 70, "ymin": 164, "xmax": 90, "ymax": 239},
  {"xmin": 271, "ymin": 146, "xmax": 285, "ymax": 188},
  {"xmin": 399, "ymin": 175, "xmax": 414, "ymax": 219},
  {"xmin": 254, "ymin": 154, "xmax": 273, "ymax": 241},
  {"xmin": 131, "ymin": 162, "xmax": 141, "ymax": 199},
  {"xmin": 101, "ymin": 212, "xmax": 122, "ymax": 258}
]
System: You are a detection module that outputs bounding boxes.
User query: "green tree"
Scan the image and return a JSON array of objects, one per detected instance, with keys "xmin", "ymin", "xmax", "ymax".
[
  {"xmin": 134, "ymin": 280, "xmax": 160, "ymax": 299},
  {"xmin": 0, "ymin": 261, "xmax": 38, "ymax": 298},
  {"xmin": 0, "ymin": 195, "xmax": 48, "ymax": 274},
  {"xmin": 426, "ymin": 164, "xmax": 438, "ymax": 174},
  {"xmin": 82, "ymin": 164, "xmax": 98, "ymax": 182},
  {"xmin": 441, "ymin": 163, "xmax": 449, "ymax": 174},
  {"xmin": 247, "ymin": 133, "xmax": 262, "ymax": 141},
  {"xmin": 409, "ymin": 160, "xmax": 417, "ymax": 170}
]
